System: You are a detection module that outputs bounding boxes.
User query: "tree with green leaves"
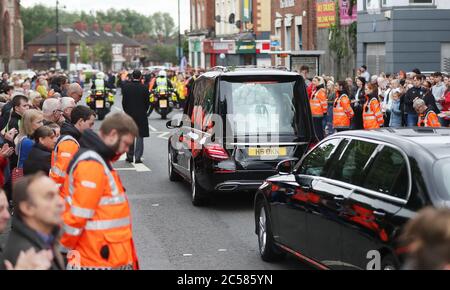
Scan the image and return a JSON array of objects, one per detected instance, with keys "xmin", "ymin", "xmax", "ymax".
[
  {"xmin": 93, "ymin": 42, "xmax": 113, "ymax": 70},
  {"xmin": 152, "ymin": 12, "xmax": 175, "ymax": 39},
  {"xmin": 21, "ymin": 5, "xmax": 172, "ymax": 43},
  {"xmin": 329, "ymin": 0, "xmax": 357, "ymax": 79},
  {"xmin": 79, "ymin": 41, "xmax": 91, "ymax": 64}
]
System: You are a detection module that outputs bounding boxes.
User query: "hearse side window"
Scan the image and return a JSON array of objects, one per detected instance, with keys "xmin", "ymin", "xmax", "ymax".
[
  {"xmin": 298, "ymin": 138, "xmax": 342, "ymax": 177},
  {"xmin": 192, "ymin": 78, "xmax": 207, "ymax": 129},
  {"xmin": 185, "ymin": 82, "xmax": 195, "ymax": 118},
  {"xmin": 202, "ymin": 78, "xmax": 216, "ymax": 131},
  {"xmin": 328, "ymin": 140, "xmax": 378, "ymax": 186},
  {"xmin": 362, "ymin": 146, "xmax": 409, "ymax": 200}
]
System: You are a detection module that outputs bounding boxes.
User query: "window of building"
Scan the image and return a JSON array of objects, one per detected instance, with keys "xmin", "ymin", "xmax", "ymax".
[
  {"xmin": 197, "ymin": 2, "xmax": 203, "ymax": 30},
  {"xmin": 191, "ymin": 3, "xmax": 196, "ymax": 30},
  {"xmin": 296, "ymin": 25, "xmax": 303, "ymax": 50},
  {"xmin": 442, "ymin": 43, "xmax": 450, "ymax": 73},
  {"xmin": 409, "ymin": 0, "xmax": 433, "ymax": 4},
  {"xmin": 366, "ymin": 0, "xmax": 381, "ymax": 11},
  {"xmin": 285, "ymin": 26, "xmax": 292, "ymax": 51},
  {"xmin": 366, "ymin": 43, "xmax": 385, "ymax": 76},
  {"xmin": 200, "ymin": 2, "xmax": 204, "ymax": 29}
]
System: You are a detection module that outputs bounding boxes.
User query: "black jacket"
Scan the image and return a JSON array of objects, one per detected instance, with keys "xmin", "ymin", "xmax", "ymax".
[
  {"xmin": 0, "ymin": 80, "xmax": 9, "ymax": 94},
  {"xmin": 0, "ymin": 101, "xmax": 13, "ymax": 131},
  {"xmin": 0, "ymin": 217, "xmax": 65, "ymax": 270},
  {"xmin": 121, "ymin": 80, "xmax": 150, "ymax": 138},
  {"xmin": 423, "ymin": 91, "xmax": 441, "ymax": 114},
  {"xmin": 23, "ymin": 143, "xmax": 52, "ymax": 176},
  {"xmin": 60, "ymin": 121, "xmax": 81, "ymax": 141},
  {"xmin": 69, "ymin": 129, "xmax": 116, "ymax": 171},
  {"xmin": 404, "ymin": 86, "xmax": 426, "ymax": 114},
  {"xmin": 6, "ymin": 111, "xmax": 22, "ymax": 132}
]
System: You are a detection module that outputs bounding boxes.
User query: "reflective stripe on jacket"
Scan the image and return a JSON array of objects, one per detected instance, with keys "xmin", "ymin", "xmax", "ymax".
[
  {"xmin": 310, "ymin": 88, "xmax": 328, "ymax": 118},
  {"xmin": 333, "ymin": 94, "xmax": 354, "ymax": 129},
  {"xmin": 418, "ymin": 109, "xmax": 441, "ymax": 128},
  {"xmin": 61, "ymin": 150, "xmax": 139, "ymax": 270},
  {"xmin": 363, "ymin": 96, "xmax": 384, "ymax": 130},
  {"xmin": 50, "ymin": 135, "xmax": 80, "ymax": 190}
]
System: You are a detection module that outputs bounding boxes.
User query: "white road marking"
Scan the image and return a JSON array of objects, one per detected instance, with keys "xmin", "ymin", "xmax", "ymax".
[
  {"xmin": 119, "ymin": 154, "xmax": 127, "ymax": 161},
  {"xmin": 134, "ymin": 163, "xmax": 152, "ymax": 172},
  {"xmin": 157, "ymin": 132, "xmax": 171, "ymax": 140},
  {"xmin": 152, "ymin": 204, "xmax": 160, "ymax": 207},
  {"xmin": 218, "ymin": 249, "xmax": 227, "ymax": 252},
  {"xmin": 149, "ymin": 125, "xmax": 158, "ymax": 132},
  {"xmin": 183, "ymin": 254, "xmax": 193, "ymax": 257},
  {"xmin": 114, "ymin": 168, "xmax": 136, "ymax": 171}
]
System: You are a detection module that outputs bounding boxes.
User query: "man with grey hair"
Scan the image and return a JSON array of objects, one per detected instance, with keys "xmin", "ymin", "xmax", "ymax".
[
  {"xmin": 413, "ymin": 98, "xmax": 441, "ymax": 128},
  {"xmin": 60, "ymin": 97, "xmax": 76, "ymax": 122},
  {"xmin": 66, "ymin": 83, "xmax": 83, "ymax": 104},
  {"xmin": 42, "ymin": 98, "xmax": 64, "ymax": 126}
]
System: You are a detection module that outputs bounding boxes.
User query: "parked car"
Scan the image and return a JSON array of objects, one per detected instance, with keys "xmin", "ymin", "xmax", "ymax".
[
  {"xmin": 254, "ymin": 127, "xmax": 450, "ymax": 270},
  {"xmin": 167, "ymin": 67, "xmax": 315, "ymax": 206}
]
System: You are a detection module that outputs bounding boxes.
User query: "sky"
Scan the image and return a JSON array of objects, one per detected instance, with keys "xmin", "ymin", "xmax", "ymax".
[{"xmin": 21, "ymin": 0, "xmax": 191, "ymax": 31}]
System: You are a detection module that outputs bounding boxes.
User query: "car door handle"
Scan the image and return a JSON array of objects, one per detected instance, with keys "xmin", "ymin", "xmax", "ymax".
[
  {"xmin": 373, "ymin": 210, "xmax": 386, "ymax": 218},
  {"xmin": 286, "ymin": 190, "xmax": 295, "ymax": 197},
  {"xmin": 334, "ymin": 196, "xmax": 345, "ymax": 202}
]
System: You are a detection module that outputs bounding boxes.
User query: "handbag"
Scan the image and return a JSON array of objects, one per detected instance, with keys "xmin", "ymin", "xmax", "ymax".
[{"xmin": 11, "ymin": 137, "xmax": 25, "ymax": 184}]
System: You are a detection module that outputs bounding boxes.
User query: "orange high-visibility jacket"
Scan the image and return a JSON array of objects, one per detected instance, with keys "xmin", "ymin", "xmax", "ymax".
[
  {"xmin": 333, "ymin": 94, "xmax": 354, "ymax": 129},
  {"xmin": 61, "ymin": 150, "xmax": 139, "ymax": 270},
  {"xmin": 50, "ymin": 135, "xmax": 80, "ymax": 191},
  {"xmin": 418, "ymin": 109, "xmax": 441, "ymax": 128},
  {"xmin": 310, "ymin": 88, "xmax": 328, "ymax": 118},
  {"xmin": 363, "ymin": 96, "xmax": 384, "ymax": 130}
]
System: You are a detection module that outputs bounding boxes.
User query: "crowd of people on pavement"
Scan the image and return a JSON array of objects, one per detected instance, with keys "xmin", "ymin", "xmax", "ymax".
[
  {"xmin": 0, "ymin": 64, "xmax": 449, "ymax": 270},
  {"xmin": 0, "ymin": 68, "xmax": 141, "ymax": 270},
  {"xmin": 302, "ymin": 65, "xmax": 450, "ymax": 141}
]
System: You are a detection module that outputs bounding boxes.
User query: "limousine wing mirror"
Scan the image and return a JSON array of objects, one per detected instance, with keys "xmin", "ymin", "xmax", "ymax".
[
  {"xmin": 276, "ymin": 158, "xmax": 298, "ymax": 175},
  {"xmin": 295, "ymin": 175, "xmax": 313, "ymax": 191},
  {"xmin": 166, "ymin": 120, "xmax": 183, "ymax": 130}
]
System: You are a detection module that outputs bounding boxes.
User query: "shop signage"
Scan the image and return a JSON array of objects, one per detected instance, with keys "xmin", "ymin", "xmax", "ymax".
[
  {"xmin": 317, "ymin": 1, "xmax": 336, "ymax": 29},
  {"xmin": 236, "ymin": 41, "xmax": 256, "ymax": 54}
]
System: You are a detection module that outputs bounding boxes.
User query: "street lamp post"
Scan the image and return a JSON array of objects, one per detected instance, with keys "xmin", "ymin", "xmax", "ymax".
[
  {"xmin": 56, "ymin": 0, "xmax": 60, "ymax": 67},
  {"xmin": 178, "ymin": 0, "xmax": 182, "ymax": 65},
  {"xmin": 55, "ymin": 0, "xmax": 66, "ymax": 70}
]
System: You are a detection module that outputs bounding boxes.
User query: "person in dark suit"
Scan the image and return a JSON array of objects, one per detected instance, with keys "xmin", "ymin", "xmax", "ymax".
[
  {"xmin": 0, "ymin": 174, "xmax": 65, "ymax": 270},
  {"xmin": 121, "ymin": 70, "xmax": 150, "ymax": 164}
]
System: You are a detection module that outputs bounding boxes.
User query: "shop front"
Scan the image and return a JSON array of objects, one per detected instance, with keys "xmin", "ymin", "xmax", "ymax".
[{"xmin": 203, "ymin": 40, "xmax": 237, "ymax": 68}]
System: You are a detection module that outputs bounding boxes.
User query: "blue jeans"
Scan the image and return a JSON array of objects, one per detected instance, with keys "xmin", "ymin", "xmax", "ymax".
[{"xmin": 407, "ymin": 113, "xmax": 418, "ymax": 127}]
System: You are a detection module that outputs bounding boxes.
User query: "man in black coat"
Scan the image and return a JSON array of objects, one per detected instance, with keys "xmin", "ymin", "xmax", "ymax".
[
  {"xmin": 404, "ymin": 75, "xmax": 426, "ymax": 127},
  {"xmin": 0, "ymin": 174, "xmax": 65, "ymax": 270},
  {"xmin": 121, "ymin": 70, "xmax": 150, "ymax": 163}
]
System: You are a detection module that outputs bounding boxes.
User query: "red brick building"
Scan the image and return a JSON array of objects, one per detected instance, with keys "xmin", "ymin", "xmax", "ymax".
[
  {"xmin": 0, "ymin": 0, "xmax": 25, "ymax": 72},
  {"xmin": 26, "ymin": 21, "xmax": 141, "ymax": 71},
  {"xmin": 271, "ymin": 0, "xmax": 318, "ymax": 72}
]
